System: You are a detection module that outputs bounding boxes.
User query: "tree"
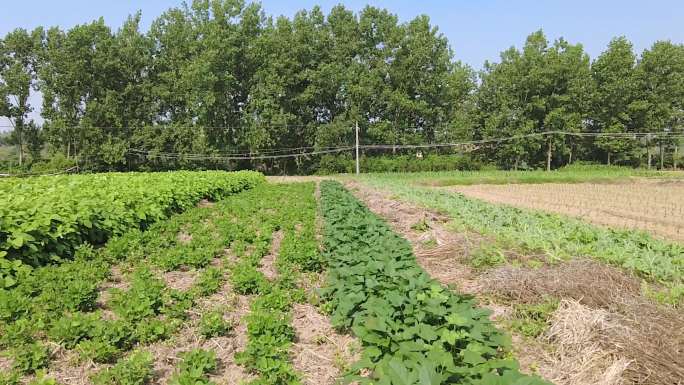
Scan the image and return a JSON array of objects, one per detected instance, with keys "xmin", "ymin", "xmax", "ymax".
[
  {"xmin": 637, "ymin": 41, "xmax": 684, "ymax": 169},
  {"xmin": 474, "ymin": 31, "xmax": 591, "ymax": 170},
  {"xmin": 0, "ymin": 28, "xmax": 41, "ymax": 166},
  {"xmin": 590, "ymin": 37, "xmax": 642, "ymax": 165}
]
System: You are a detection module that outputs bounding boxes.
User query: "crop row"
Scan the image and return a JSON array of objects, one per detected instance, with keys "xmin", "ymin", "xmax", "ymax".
[
  {"xmin": 0, "ymin": 170, "xmax": 264, "ymax": 285},
  {"xmin": 0, "ymin": 186, "xmax": 240, "ymax": 382},
  {"xmin": 360, "ymin": 178, "xmax": 684, "ymax": 305},
  {"xmin": 227, "ymin": 182, "xmax": 321, "ymax": 384},
  {"xmin": 318, "ymin": 181, "xmax": 548, "ymax": 385},
  {"xmin": 0, "ymin": 181, "xmax": 321, "ymax": 384}
]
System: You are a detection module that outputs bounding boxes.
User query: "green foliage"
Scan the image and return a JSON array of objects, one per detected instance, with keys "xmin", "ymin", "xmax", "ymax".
[
  {"xmin": 110, "ymin": 268, "xmax": 166, "ymax": 322},
  {"xmin": 0, "ymin": 371, "xmax": 21, "ymax": 385},
  {"xmin": 9, "ymin": 342, "xmax": 50, "ymax": 374},
  {"xmin": 318, "ymin": 154, "xmax": 484, "ymax": 174},
  {"xmin": 198, "ymin": 311, "xmax": 232, "ymax": 338},
  {"xmin": 230, "ymin": 261, "xmax": 268, "ymax": 295},
  {"xmin": 190, "ymin": 267, "xmax": 224, "ymax": 297},
  {"xmin": 91, "ymin": 351, "xmax": 154, "ymax": 385},
  {"xmin": 133, "ymin": 318, "xmax": 176, "ymax": 344},
  {"xmin": 169, "ymin": 349, "xmax": 217, "ymax": 385},
  {"xmin": 355, "ymin": 164, "xmax": 673, "ymax": 187},
  {"xmin": 319, "ymin": 181, "xmax": 549, "ymax": 385},
  {"xmin": 0, "ymin": 171, "xmax": 264, "ymax": 270},
  {"xmin": 27, "ymin": 372, "xmax": 62, "ymax": 385},
  {"xmin": 509, "ymin": 299, "xmax": 559, "ymax": 338},
  {"xmin": 226, "ymin": 182, "xmax": 318, "ymax": 385},
  {"xmin": 470, "ymin": 246, "xmax": 507, "ymax": 270}
]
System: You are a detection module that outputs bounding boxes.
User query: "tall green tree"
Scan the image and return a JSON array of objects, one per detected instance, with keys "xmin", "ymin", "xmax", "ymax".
[
  {"xmin": 474, "ymin": 31, "xmax": 591, "ymax": 169},
  {"xmin": 590, "ymin": 37, "xmax": 643, "ymax": 165},
  {"xmin": 0, "ymin": 28, "xmax": 41, "ymax": 165},
  {"xmin": 636, "ymin": 41, "xmax": 684, "ymax": 168}
]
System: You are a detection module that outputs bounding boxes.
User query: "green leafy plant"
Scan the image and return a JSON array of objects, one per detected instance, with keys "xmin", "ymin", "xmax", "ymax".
[
  {"xmin": 509, "ymin": 298, "xmax": 559, "ymax": 338},
  {"xmin": 198, "ymin": 310, "xmax": 232, "ymax": 338},
  {"xmin": 169, "ymin": 349, "xmax": 217, "ymax": 385},
  {"xmin": 91, "ymin": 351, "xmax": 154, "ymax": 385},
  {"xmin": 9, "ymin": 342, "xmax": 50, "ymax": 374}
]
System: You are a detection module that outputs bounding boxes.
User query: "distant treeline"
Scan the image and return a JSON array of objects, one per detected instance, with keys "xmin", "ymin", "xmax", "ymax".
[{"xmin": 1, "ymin": 0, "xmax": 683, "ymax": 173}]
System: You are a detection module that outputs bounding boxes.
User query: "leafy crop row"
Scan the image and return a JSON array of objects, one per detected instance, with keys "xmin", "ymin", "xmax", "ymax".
[
  {"xmin": 360, "ymin": 178, "xmax": 684, "ymax": 304},
  {"xmin": 220, "ymin": 182, "xmax": 320, "ymax": 385},
  {"xmin": 0, "ymin": 179, "xmax": 260, "ymax": 381},
  {"xmin": 319, "ymin": 181, "xmax": 548, "ymax": 385},
  {"xmin": 0, "ymin": 170, "xmax": 264, "ymax": 272}
]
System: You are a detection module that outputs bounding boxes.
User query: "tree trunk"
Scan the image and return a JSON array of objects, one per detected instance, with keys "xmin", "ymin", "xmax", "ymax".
[
  {"xmin": 568, "ymin": 147, "xmax": 573, "ymax": 165},
  {"xmin": 546, "ymin": 138, "xmax": 552, "ymax": 171},
  {"xmin": 660, "ymin": 141, "xmax": 664, "ymax": 170},
  {"xmin": 67, "ymin": 141, "xmax": 71, "ymax": 159},
  {"xmin": 675, "ymin": 146, "xmax": 679, "ymax": 170},
  {"xmin": 647, "ymin": 146, "xmax": 652, "ymax": 169},
  {"xmin": 514, "ymin": 157, "xmax": 519, "ymax": 171},
  {"xmin": 607, "ymin": 152, "xmax": 611, "ymax": 166}
]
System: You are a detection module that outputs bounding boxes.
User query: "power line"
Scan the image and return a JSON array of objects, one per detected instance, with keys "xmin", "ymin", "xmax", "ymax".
[{"xmin": 128, "ymin": 131, "xmax": 684, "ymax": 162}]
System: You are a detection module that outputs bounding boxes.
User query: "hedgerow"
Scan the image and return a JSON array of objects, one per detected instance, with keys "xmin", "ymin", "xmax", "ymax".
[{"xmin": 319, "ymin": 181, "xmax": 549, "ymax": 385}]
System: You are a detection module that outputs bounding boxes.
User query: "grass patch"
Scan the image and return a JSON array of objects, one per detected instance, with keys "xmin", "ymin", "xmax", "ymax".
[{"xmin": 509, "ymin": 298, "xmax": 559, "ymax": 338}]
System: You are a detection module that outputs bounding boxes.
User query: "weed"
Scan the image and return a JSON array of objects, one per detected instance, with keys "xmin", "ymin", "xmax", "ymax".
[{"xmin": 509, "ymin": 297, "xmax": 559, "ymax": 338}]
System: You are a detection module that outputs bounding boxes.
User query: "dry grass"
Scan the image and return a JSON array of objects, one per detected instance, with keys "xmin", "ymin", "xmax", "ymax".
[
  {"xmin": 291, "ymin": 303, "xmax": 360, "ymax": 385},
  {"xmin": 450, "ymin": 180, "xmax": 684, "ymax": 243},
  {"xmin": 481, "ymin": 259, "xmax": 642, "ymax": 310}
]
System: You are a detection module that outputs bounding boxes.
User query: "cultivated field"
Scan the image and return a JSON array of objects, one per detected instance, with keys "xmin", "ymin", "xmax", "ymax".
[
  {"xmin": 450, "ymin": 180, "xmax": 684, "ymax": 243},
  {"xmin": 1, "ymin": 168, "xmax": 682, "ymax": 385}
]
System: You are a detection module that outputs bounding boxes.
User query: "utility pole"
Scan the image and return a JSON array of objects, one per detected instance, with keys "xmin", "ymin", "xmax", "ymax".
[{"xmin": 355, "ymin": 121, "xmax": 360, "ymax": 175}]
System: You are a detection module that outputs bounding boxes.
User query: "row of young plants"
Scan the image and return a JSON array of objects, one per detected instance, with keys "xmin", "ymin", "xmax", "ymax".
[
  {"xmin": 318, "ymin": 181, "xmax": 549, "ymax": 385},
  {"xmin": 226, "ymin": 182, "xmax": 322, "ymax": 385},
  {"xmin": 0, "ymin": 181, "xmax": 323, "ymax": 384},
  {"xmin": 359, "ymin": 178, "xmax": 684, "ymax": 305},
  {"xmin": 0, "ymin": 170, "xmax": 264, "ymax": 273},
  {"xmin": 0, "ymin": 181, "xmax": 257, "ymax": 384}
]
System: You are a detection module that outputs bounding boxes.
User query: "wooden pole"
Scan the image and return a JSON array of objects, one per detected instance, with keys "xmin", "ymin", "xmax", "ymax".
[{"xmin": 355, "ymin": 121, "xmax": 360, "ymax": 175}]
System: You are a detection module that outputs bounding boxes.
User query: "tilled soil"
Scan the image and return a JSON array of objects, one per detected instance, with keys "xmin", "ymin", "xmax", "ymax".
[{"xmin": 449, "ymin": 181, "xmax": 684, "ymax": 243}]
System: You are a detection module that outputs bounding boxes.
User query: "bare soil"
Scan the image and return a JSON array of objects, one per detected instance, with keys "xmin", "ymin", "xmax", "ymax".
[
  {"xmin": 449, "ymin": 180, "xmax": 684, "ymax": 243},
  {"xmin": 347, "ymin": 180, "xmax": 684, "ymax": 385},
  {"xmin": 258, "ymin": 230, "xmax": 284, "ymax": 280}
]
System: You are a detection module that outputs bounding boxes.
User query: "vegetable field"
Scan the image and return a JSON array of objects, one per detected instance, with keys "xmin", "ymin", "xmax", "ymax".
[{"xmin": 1, "ymin": 169, "xmax": 682, "ymax": 385}]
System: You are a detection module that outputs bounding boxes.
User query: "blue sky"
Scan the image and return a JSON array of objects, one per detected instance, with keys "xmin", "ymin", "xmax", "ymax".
[
  {"xmin": 2, "ymin": 0, "xmax": 684, "ymax": 128},
  {"xmin": 2, "ymin": 0, "xmax": 683, "ymax": 67}
]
